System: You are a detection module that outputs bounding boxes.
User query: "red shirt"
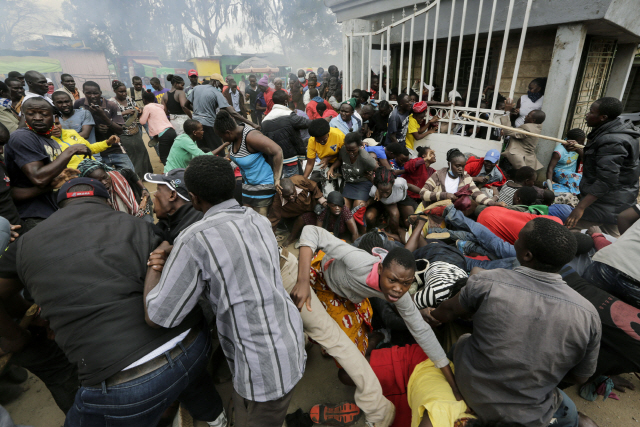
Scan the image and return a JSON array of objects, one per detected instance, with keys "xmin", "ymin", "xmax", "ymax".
[
  {"xmin": 264, "ymin": 87, "xmax": 275, "ymax": 115},
  {"xmin": 478, "ymin": 207, "xmax": 563, "ymax": 244},
  {"xmin": 322, "ymin": 109, "xmax": 339, "ymax": 120},
  {"xmin": 306, "ymin": 100, "xmax": 332, "ymax": 120},
  {"xmin": 403, "ymin": 158, "xmax": 435, "ymax": 200}
]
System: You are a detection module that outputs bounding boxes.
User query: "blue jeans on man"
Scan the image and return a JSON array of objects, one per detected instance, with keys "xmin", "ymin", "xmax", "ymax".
[
  {"xmin": 583, "ymin": 261, "xmax": 640, "ymax": 308},
  {"xmin": 282, "ymin": 163, "xmax": 300, "ymax": 178},
  {"xmin": 64, "ymin": 327, "xmax": 223, "ymax": 427},
  {"xmin": 101, "ymin": 153, "xmax": 136, "ymax": 172},
  {"xmin": 551, "ymin": 388, "xmax": 579, "ymax": 427}
]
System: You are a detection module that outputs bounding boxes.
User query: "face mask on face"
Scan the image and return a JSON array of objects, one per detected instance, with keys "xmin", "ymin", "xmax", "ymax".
[
  {"xmin": 527, "ymin": 90, "xmax": 543, "ymax": 103},
  {"xmin": 298, "ymin": 77, "xmax": 306, "ymax": 83}
]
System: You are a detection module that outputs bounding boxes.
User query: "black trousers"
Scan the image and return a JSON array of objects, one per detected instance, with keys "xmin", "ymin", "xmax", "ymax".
[
  {"xmin": 201, "ymin": 125, "xmax": 224, "ymax": 155},
  {"xmin": 158, "ymin": 128, "xmax": 178, "ymax": 165}
]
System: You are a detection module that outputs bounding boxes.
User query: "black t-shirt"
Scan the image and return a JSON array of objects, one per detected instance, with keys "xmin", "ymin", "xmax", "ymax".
[
  {"xmin": 370, "ymin": 111, "xmax": 390, "ymax": 144},
  {"xmin": 0, "ymin": 199, "xmax": 200, "ymax": 385},
  {"xmin": 561, "ymin": 266, "xmax": 640, "ymax": 376},
  {"xmin": 0, "ymin": 162, "xmax": 22, "ymax": 227},
  {"xmin": 73, "ymin": 98, "xmax": 125, "ymax": 156},
  {"xmin": 4, "ymin": 129, "xmax": 60, "ymax": 220},
  {"xmin": 245, "ymin": 85, "xmax": 259, "ymax": 111}
]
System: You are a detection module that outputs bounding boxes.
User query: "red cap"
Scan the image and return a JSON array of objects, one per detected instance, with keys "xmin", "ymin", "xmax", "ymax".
[
  {"xmin": 188, "ymin": 69, "xmax": 198, "ymax": 77},
  {"xmin": 413, "ymin": 101, "xmax": 428, "ymax": 113}
]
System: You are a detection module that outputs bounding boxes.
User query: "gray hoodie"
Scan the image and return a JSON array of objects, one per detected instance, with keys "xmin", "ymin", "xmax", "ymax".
[{"xmin": 298, "ymin": 225, "xmax": 449, "ymax": 368}]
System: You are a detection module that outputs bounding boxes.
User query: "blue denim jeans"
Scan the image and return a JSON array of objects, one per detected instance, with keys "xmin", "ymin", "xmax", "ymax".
[
  {"xmin": 445, "ymin": 206, "xmax": 516, "ymax": 259},
  {"xmin": 282, "ymin": 163, "xmax": 300, "ymax": 178},
  {"xmin": 101, "ymin": 153, "xmax": 136, "ymax": 172},
  {"xmin": 550, "ymin": 389, "xmax": 579, "ymax": 427},
  {"xmin": 583, "ymin": 261, "xmax": 640, "ymax": 308},
  {"xmin": 64, "ymin": 327, "xmax": 223, "ymax": 427},
  {"xmin": 465, "ymin": 257, "xmax": 519, "ymax": 271},
  {"xmin": 0, "ymin": 216, "xmax": 10, "ymax": 250}
]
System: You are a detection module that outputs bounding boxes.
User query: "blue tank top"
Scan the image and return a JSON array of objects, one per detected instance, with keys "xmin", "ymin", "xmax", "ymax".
[{"xmin": 229, "ymin": 125, "xmax": 274, "ymax": 186}]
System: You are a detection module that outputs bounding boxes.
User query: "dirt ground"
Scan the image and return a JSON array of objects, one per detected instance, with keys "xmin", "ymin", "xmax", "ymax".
[{"xmin": 4, "ymin": 139, "xmax": 640, "ymax": 426}]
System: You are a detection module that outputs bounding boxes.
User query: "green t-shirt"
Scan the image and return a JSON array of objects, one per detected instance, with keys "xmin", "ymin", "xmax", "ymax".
[{"xmin": 164, "ymin": 133, "xmax": 212, "ymax": 173}]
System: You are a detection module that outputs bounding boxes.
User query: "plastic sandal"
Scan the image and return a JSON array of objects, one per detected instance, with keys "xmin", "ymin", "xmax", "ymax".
[{"xmin": 310, "ymin": 402, "xmax": 362, "ymax": 426}]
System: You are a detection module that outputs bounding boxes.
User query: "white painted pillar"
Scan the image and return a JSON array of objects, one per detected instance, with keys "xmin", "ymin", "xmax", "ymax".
[
  {"xmin": 538, "ymin": 24, "xmax": 587, "ymax": 170},
  {"xmin": 605, "ymin": 43, "xmax": 638, "ymax": 99}
]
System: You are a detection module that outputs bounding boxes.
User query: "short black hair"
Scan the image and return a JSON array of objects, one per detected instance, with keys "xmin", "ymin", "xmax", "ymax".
[
  {"xmin": 7, "ymin": 71, "xmax": 22, "ymax": 78},
  {"xmin": 4, "ymin": 77, "xmax": 21, "ymax": 86},
  {"xmin": 83, "ymin": 81, "xmax": 100, "ymax": 91},
  {"xmin": 60, "ymin": 73, "xmax": 73, "ymax": 81},
  {"xmin": 514, "ymin": 186, "xmax": 537, "ymax": 206},
  {"xmin": 378, "ymin": 100, "xmax": 390, "ymax": 111},
  {"xmin": 344, "ymin": 132, "xmax": 362, "ymax": 147},
  {"xmin": 0, "ymin": 122, "xmax": 10, "ymax": 145},
  {"xmin": 280, "ymin": 177, "xmax": 295, "ymax": 194},
  {"xmin": 385, "ymin": 143, "xmax": 404, "ymax": 155},
  {"xmin": 446, "ymin": 148, "xmax": 465, "ymax": 162},
  {"xmin": 212, "ymin": 109, "xmax": 237, "ymax": 135},
  {"xmin": 309, "ymin": 118, "xmax": 330, "ymax": 138},
  {"xmin": 397, "ymin": 93, "xmax": 409, "ymax": 103},
  {"xmin": 316, "ymin": 102, "xmax": 327, "ymax": 114},
  {"xmin": 150, "ymin": 77, "xmax": 160, "ymax": 84},
  {"xmin": 0, "ymin": 82, "xmax": 8, "ymax": 95},
  {"xmin": 382, "ymin": 247, "xmax": 416, "ymax": 272},
  {"xmin": 309, "ymin": 88, "xmax": 319, "ymax": 98},
  {"xmin": 514, "ymin": 166, "xmax": 536, "ymax": 183},
  {"xmin": 132, "ymin": 76, "xmax": 142, "ymax": 83},
  {"xmin": 542, "ymin": 189, "xmax": 555, "ymax": 206},
  {"xmin": 530, "ymin": 77, "xmax": 547, "ymax": 95},
  {"xmin": 573, "ymin": 232, "xmax": 595, "ymax": 255},
  {"xmin": 566, "ymin": 128, "xmax": 586, "ymax": 141},
  {"xmin": 357, "ymin": 231, "xmax": 383, "ymax": 254},
  {"xmin": 183, "ymin": 119, "xmax": 201, "ymax": 135},
  {"xmin": 249, "ymin": 74, "xmax": 256, "ymax": 79},
  {"xmin": 416, "ymin": 146, "xmax": 431, "ymax": 157},
  {"xmin": 184, "ymin": 155, "xmax": 235, "ymax": 205},
  {"xmin": 530, "ymin": 110, "xmax": 546, "ymax": 124},
  {"xmin": 142, "ymin": 91, "xmax": 156, "ymax": 103},
  {"xmin": 52, "ymin": 90, "xmax": 72, "ymax": 102},
  {"xmin": 373, "ymin": 166, "xmax": 395, "ymax": 187},
  {"xmin": 272, "ymin": 89, "xmax": 288, "ymax": 105},
  {"xmin": 520, "ymin": 218, "xmax": 577, "ymax": 272},
  {"xmin": 594, "ymin": 97, "xmax": 623, "ymax": 120}
]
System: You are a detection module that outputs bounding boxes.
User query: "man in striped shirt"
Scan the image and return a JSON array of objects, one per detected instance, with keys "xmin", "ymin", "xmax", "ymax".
[{"xmin": 144, "ymin": 155, "xmax": 306, "ymax": 427}]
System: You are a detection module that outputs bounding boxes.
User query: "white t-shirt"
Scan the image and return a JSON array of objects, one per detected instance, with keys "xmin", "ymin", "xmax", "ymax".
[
  {"xmin": 444, "ymin": 173, "xmax": 460, "ymax": 194},
  {"xmin": 370, "ymin": 177, "xmax": 408, "ymax": 205}
]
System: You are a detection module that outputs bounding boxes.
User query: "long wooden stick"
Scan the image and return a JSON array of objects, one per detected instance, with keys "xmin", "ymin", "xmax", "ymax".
[{"xmin": 460, "ymin": 114, "xmax": 585, "ymax": 148}]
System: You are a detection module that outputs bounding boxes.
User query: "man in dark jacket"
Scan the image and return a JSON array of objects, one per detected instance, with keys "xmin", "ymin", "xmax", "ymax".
[
  {"xmin": 566, "ymin": 97, "xmax": 640, "ymax": 237},
  {"xmin": 145, "ymin": 169, "xmax": 203, "ymax": 244},
  {"xmin": 0, "ymin": 177, "xmax": 226, "ymax": 425},
  {"xmin": 261, "ymin": 89, "xmax": 310, "ymax": 178}
]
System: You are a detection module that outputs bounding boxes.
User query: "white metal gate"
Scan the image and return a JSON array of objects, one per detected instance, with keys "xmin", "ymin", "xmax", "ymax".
[{"xmin": 343, "ymin": 0, "xmax": 534, "ymax": 141}]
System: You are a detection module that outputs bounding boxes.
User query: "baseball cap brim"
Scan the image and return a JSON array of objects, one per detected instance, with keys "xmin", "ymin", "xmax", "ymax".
[{"xmin": 144, "ymin": 173, "xmax": 190, "ymax": 201}]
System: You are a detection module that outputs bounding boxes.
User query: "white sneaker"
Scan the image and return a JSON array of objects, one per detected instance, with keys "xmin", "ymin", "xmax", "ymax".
[{"xmin": 207, "ymin": 410, "xmax": 227, "ymax": 427}]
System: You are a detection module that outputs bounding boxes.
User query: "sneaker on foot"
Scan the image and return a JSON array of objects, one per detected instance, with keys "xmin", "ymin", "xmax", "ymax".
[
  {"xmin": 456, "ymin": 240, "xmax": 468, "ymax": 254},
  {"xmin": 207, "ymin": 410, "xmax": 227, "ymax": 427},
  {"xmin": 426, "ymin": 231, "xmax": 451, "ymax": 240},
  {"xmin": 310, "ymin": 402, "xmax": 362, "ymax": 426}
]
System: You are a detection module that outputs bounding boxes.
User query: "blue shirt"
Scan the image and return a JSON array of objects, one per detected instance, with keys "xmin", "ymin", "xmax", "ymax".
[
  {"xmin": 365, "ymin": 145, "xmax": 386, "ymax": 160},
  {"xmin": 60, "ymin": 109, "xmax": 96, "ymax": 143}
]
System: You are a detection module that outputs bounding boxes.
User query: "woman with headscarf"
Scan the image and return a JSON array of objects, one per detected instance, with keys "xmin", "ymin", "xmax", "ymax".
[
  {"xmin": 110, "ymin": 81, "xmax": 153, "ymax": 179},
  {"xmin": 77, "ymin": 158, "xmax": 151, "ymax": 218},
  {"xmin": 512, "ymin": 77, "xmax": 546, "ymax": 127},
  {"xmin": 302, "ymin": 191, "xmax": 359, "ymax": 243},
  {"xmin": 329, "ymin": 99, "xmax": 361, "ymax": 135},
  {"xmin": 162, "ymin": 74, "xmax": 192, "ymax": 135}
]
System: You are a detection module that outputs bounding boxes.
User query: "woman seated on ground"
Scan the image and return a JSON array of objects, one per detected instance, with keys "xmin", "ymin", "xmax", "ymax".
[
  {"xmin": 400, "ymin": 146, "xmax": 437, "ymax": 204},
  {"xmin": 546, "ymin": 128, "xmax": 585, "ymax": 204},
  {"xmin": 420, "ymin": 148, "xmax": 505, "ymax": 209},
  {"xmin": 77, "ymin": 158, "xmax": 150, "ymax": 219},
  {"xmin": 364, "ymin": 167, "xmax": 418, "ymax": 238},
  {"xmin": 301, "ymin": 191, "xmax": 359, "ymax": 243},
  {"xmin": 328, "ymin": 132, "xmax": 377, "ymax": 211}
]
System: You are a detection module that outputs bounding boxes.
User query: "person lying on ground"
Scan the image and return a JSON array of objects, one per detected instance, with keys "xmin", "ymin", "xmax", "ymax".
[
  {"xmin": 364, "ymin": 141, "xmax": 407, "ymax": 172},
  {"xmin": 299, "ymin": 190, "xmax": 359, "ymax": 246},
  {"xmin": 287, "ymin": 225, "xmax": 463, "ymax": 426},
  {"xmin": 430, "ymin": 218, "xmax": 601, "ymax": 427},
  {"xmin": 267, "ymin": 175, "xmax": 327, "ymax": 245},
  {"xmin": 497, "ymin": 166, "xmax": 543, "ymax": 205}
]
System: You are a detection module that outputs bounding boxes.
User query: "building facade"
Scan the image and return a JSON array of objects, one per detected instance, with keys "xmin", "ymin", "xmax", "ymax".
[{"xmin": 325, "ymin": 0, "xmax": 640, "ymax": 170}]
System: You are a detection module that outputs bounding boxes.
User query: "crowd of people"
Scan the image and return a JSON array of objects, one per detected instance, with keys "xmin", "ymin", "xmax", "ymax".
[{"xmin": 0, "ymin": 65, "xmax": 638, "ymax": 427}]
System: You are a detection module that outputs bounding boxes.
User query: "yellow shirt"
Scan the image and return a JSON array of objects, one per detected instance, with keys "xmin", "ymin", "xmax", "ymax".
[
  {"xmin": 307, "ymin": 127, "xmax": 345, "ymax": 162},
  {"xmin": 407, "ymin": 359, "xmax": 474, "ymax": 427},
  {"xmin": 51, "ymin": 129, "xmax": 110, "ymax": 170},
  {"xmin": 405, "ymin": 115, "xmax": 420, "ymax": 150}
]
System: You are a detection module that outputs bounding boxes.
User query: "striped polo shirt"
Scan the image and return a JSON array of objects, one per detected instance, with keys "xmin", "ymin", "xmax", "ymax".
[{"xmin": 146, "ymin": 199, "xmax": 306, "ymax": 402}]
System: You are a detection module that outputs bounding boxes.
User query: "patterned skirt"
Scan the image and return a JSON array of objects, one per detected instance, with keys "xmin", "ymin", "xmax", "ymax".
[{"xmin": 310, "ymin": 251, "xmax": 373, "ymax": 363}]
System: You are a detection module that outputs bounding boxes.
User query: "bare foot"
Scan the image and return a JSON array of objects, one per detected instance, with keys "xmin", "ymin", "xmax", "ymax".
[{"xmin": 578, "ymin": 412, "xmax": 599, "ymax": 427}]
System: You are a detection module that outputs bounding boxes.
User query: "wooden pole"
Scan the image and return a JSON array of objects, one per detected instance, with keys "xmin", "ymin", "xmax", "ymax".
[{"xmin": 460, "ymin": 114, "xmax": 585, "ymax": 148}]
